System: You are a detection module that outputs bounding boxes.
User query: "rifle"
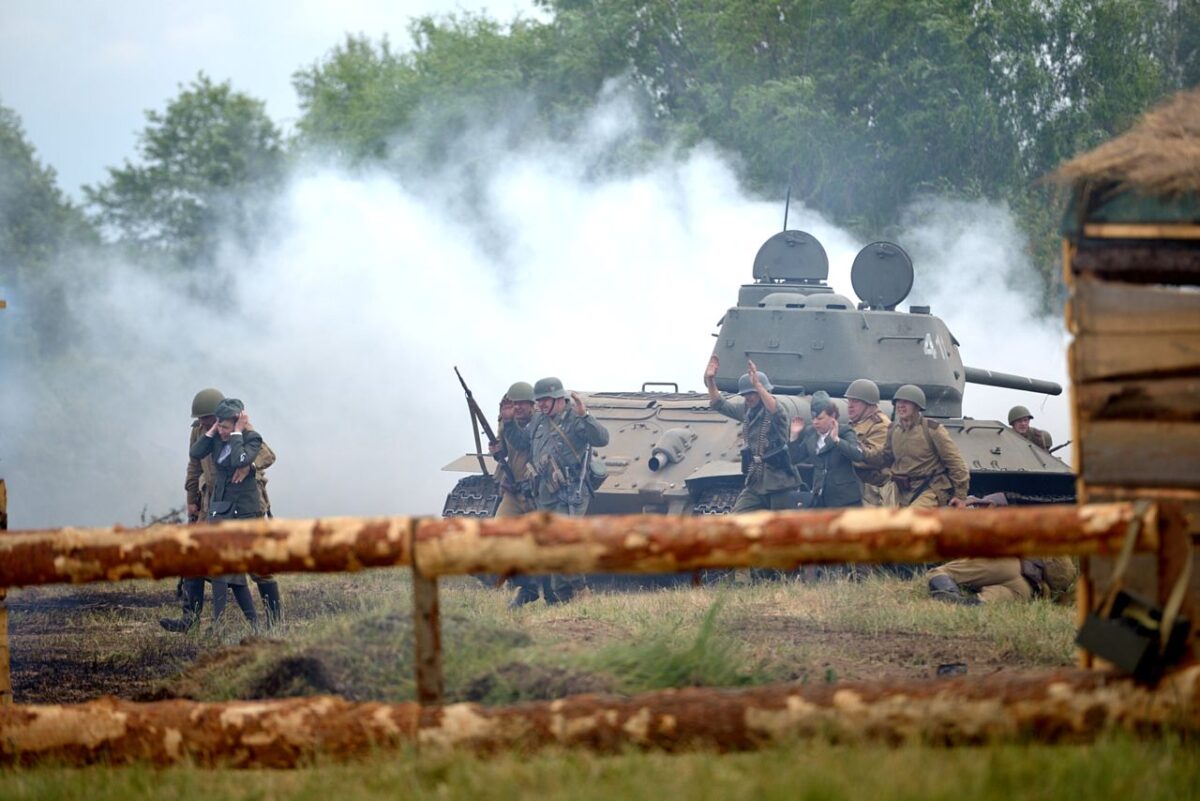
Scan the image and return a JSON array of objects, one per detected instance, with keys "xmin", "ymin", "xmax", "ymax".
[{"xmin": 454, "ymin": 367, "xmax": 520, "ymax": 489}]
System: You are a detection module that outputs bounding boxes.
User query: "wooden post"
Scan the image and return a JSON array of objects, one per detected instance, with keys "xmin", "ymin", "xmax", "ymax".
[
  {"xmin": 412, "ymin": 567, "xmax": 443, "ymax": 705},
  {"xmin": 0, "ymin": 479, "xmax": 9, "ymax": 705}
]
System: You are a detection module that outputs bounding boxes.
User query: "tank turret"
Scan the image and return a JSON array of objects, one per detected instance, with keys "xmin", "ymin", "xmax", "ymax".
[{"xmin": 712, "ymin": 232, "xmax": 1061, "ymax": 417}]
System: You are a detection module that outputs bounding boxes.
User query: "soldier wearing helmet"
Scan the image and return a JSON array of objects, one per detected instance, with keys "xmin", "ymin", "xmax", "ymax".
[
  {"xmin": 491, "ymin": 381, "xmax": 537, "ymax": 518},
  {"xmin": 523, "ymin": 376, "xmax": 610, "ymax": 604},
  {"xmin": 704, "ymin": 355, "xmax": 801, "ymax": 513},
  {"xmin": 1007, "ymin": 405, "xmax": 1053, "ymax": 450},
  {"xmin": 161, "ymin": 389, "xmax": 283, "ymax": 634},
  {"xmin": 843, "ymin": 378, "xmax": 897, "ymax": 508},
  {"xmin": 868, "ymin": 384, "xmax": 969, "ymax": 508}
]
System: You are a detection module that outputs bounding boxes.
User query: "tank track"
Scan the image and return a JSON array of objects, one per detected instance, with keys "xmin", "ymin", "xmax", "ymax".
[
  {"xmin": 691, "ymin": 486, "xmax": 740, "ymax": 516},
  {"xmin": 442, "ymin": 475, "xmax": 500, "ymax": 518}
]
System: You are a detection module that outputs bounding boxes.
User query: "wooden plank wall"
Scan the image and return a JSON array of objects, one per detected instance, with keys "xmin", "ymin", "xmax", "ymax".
[{"xmin": 1065, "ymin": 225, "xmax": 1200, "ymax": 666}]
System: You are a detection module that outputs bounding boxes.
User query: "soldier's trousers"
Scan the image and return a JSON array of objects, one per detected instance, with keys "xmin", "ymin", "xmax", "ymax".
[
  {"xmin": 927, "ymin": 558, "xmax": 1032, "ymax": 603},
  {"xmin": 533, "ymin": 491, "xmax": 590, "ymax": 596},
  {"xmin": 731, "ymin": 487, "xmax": 802, "ymax": 513},
  {"xmin": 497, "ymin": 492, "xmax": 541, "ymax": 595},
  {"xmin": 861, "ymin": 481, "xmax": 898, "ymax": 508}
]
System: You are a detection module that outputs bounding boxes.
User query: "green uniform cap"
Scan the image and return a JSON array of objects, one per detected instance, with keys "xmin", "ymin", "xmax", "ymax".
[{"xmin": 213, "ymin": 397, "xmax": 244, "ymax": 421}]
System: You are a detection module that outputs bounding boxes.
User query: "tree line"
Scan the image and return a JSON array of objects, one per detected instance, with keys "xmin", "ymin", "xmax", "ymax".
[{"xmin": 3, "ymin": 0, "xmax": 1196, "ymax": 315}]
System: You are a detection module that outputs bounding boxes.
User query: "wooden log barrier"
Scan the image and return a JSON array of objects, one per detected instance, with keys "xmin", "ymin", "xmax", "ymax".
[
  {"xmin": 1, "ymin": 668, "xmax": 1196, "ymax": 767},
  {"xmin": 413, "ymin": 503, "xmax": 1160, "ymax": 577},
  {"xmin": 0, "ymin": 517, "xmax": 415, "ymax": 587},
  {"xmin": 0, "ymin": 503, "xmax": 1161, "ymax": 587}
]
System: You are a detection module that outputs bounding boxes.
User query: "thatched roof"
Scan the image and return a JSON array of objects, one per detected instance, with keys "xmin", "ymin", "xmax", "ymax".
[{"xmin": 1054, "ymin": 87, "xmax": 1200, "ymax": 197}]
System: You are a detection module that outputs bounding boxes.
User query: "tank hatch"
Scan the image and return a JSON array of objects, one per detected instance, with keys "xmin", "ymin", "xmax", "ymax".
[
  {"xmin": 851, "ymin": 241, "xmax": 914, "ymax": 310},
  {"xmin": 753, "ymin": 230, "xmax": 828, "ymax": 283}
]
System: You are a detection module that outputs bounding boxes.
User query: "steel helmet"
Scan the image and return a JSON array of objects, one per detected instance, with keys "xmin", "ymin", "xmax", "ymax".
[
  {"xmin": 191, "ymin": 388, "xmax": 225, "ymax": 418},
  {"xmin": 737, "ymin": 371, "xmax": 773, "ymax": 395},
  {"xmin": 892, "ymin": 384, "xmax": 926, "ymax": 411},
  {"xmin": 844, "ymin": 378, "xmax": 880, "ymax": 405},
  {"xmin": 505, "ymin": 381, "xmax": 535, "ymax": 403},
  {"xmin": 533, "ymin": 376, "xmax": 568, "ymax": 400},
  {"xmin": 1008, "ymin": 405, "xmax": 1033, "ymax": 425}
]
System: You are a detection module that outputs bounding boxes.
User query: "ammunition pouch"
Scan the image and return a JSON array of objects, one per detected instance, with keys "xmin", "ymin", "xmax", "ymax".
[{"xmin": 740, "ymin": 446, "xmax": 792, "ymax": 476}]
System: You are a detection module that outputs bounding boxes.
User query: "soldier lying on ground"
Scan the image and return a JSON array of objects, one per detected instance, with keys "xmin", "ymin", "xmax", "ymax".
[{"xmin": 926, "ymin": 493, "xmax": 1077, "ymax": 605}]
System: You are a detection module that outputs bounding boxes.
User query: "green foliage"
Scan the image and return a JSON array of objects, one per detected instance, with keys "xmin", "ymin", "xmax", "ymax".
[
  {"xmin": 0, "ymin": 102, "xmax": 94, "ymax": 276},
  {"xmin": 83, "ymin": 74, "xmax": 284, "ymax": 270},
  {"xmin": 591, "ymin": 597, "xmax": 766, "ymax": 690}
]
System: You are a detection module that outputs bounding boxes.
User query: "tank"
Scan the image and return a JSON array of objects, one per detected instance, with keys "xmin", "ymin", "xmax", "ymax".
[{"xmin": 443, "ymin": 230, "xmax": 1074, "ymax": 518}]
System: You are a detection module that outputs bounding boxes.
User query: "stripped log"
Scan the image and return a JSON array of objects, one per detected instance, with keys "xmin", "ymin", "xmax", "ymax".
[
  {"xmin": 0, "ymin": 504, "xmax": 1160, "ymax": 586},
  {"xmin": 414, "ymin": 503, "xmax": 1159, "ymax": 576},
  {"xmin": 1, "ymin": 668, "xmax": 1197, "ymax": 767},
  {"xmin": 0, "ymin": 517, "xmax": 414, "ymax": 587}
]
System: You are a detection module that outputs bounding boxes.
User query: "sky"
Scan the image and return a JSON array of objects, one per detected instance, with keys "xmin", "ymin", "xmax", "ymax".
[{"xmin": 0, "ymin": 0, "xmax": 539, "ymax": 199}]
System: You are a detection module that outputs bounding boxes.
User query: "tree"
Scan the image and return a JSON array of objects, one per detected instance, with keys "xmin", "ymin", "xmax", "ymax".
[
  {"xmin": 0, "ymin": 101, "xmax": 97, "ymax": 352},
  {"xmin": 84, "ymin": 74, "xmax": 284, "ymax": 269}
]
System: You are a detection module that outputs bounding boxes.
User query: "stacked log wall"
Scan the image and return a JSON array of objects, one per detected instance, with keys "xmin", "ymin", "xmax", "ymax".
[{"xmin": 1065, "ymin": 224, "xmax": 1200, "ymax": 664}]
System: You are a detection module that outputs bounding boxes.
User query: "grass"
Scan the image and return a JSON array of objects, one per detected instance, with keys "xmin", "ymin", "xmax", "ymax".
[
  {"xmin": 0, "ymin": 736, "xmax": 1196, "ymax": 800},
  {"xmin": 7, "ymin": 569, "xmax": 1081, "ymax": 705}
]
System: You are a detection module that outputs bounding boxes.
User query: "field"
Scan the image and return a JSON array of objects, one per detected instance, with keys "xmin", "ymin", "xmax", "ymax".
[{"xmin": 2, "ymin": 570, "xmax": 1196, "ymax": 798}]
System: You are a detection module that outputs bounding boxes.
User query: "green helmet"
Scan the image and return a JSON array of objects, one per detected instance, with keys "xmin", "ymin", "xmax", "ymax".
[
  {"xmin": 737, "ymin": 371, "xmax": 773, "ymax": 395},
  {"xmin": 506, "ymin": 381, "xmax": 535, "ymax": 403},
  {"xmin": 844, "ymin": 378, "xmax": 880, "ymax": 405},
  {"xmin": 893, "ymin": 384, "xmax": 926, "ymax": 411},
  {"xmin": 1008, "ymin": 405, "xmax": 1033, "ymax": 425},
  {"xmin": 191, "ymin": 387, "xmax": 225, "ymax": 418},
  {"xmin": 533, "ymin": 376, "xmax": 567, "ymax": 400}
]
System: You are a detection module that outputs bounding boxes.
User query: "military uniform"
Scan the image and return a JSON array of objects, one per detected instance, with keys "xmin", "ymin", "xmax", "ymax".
[
  {"xmin": 1017, "ymin": 426, "xmax": 1053, "ymax": 450},
  {"xmin": 528, "ymin": 406, "xmax": 610, "ymax": 515},
  {"xmin": 928, "ymin": 557, "xmax": 1077, "ymax": 603},
  {"xmin": 712, "ymin": 395, "xmax": 801, "ymax": 513},
  {"xmin": 851, "ymin": 410, "xmax": 897, "ymax": 507},
  {"xmin": 495, "ymin": 419, "xmax": 536, "ymax": 518},
  {"xmin": 875, "ymin": 415, "xmax": 970, "ymax": 508}
]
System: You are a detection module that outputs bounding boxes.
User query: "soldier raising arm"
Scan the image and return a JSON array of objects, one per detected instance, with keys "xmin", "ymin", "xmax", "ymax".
[{"xmin": 871, "ymin": 385, "xmax": 969, "ymax": 509}]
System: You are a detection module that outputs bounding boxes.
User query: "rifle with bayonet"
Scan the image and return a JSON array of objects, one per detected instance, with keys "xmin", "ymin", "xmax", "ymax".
[{"xmin": 454, "ymin": 367, "xmax": 524, "ymax": 495}]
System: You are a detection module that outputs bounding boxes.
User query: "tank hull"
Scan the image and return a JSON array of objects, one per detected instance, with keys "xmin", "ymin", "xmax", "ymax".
[{"xmin": 442, "ymin": 390, "xmax": 1075, "ymax": 520}]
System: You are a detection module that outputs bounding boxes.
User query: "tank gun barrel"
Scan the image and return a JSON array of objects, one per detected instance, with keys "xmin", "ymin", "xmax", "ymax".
[{"xmin": 964, "ymin": 367, "xmax": 1062, "ymax": 396}]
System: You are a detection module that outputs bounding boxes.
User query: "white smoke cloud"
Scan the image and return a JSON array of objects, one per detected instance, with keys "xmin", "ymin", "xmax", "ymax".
[{"xmin": 0, "ymin": 90, "xmax": 1071, "ymax": 529}]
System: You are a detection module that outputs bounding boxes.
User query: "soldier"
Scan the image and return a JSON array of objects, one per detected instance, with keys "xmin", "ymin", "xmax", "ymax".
[
  {"xmin": 787, "ymin": 394, "xmax": 864, "ymax": 508},
  {"xmin": 704, "ymin": 355, "xmax": 801, "ymax": 513},
  {"xmin": 526, "ymin": 376, "xmax": 610, "ymax": 604},
  {"xmin": 871, "ymin": 385, "xmax": 969, "ymax": 509},
  {"xmin": 488, "ymin": 381, "xmax": 541, "ymax": 608},
  {"xmin": 927, "ymin": 494, "xmax": 1077, "ymax": 604},
  {"xmin": 1008, "ymin": 405, "xmax": 1053, "ymax": 450},
  {"xmin": 161, "ymin": 391, "xmax": 281, "ymax": 633},
  {"xmin": 844, "ymin": 378, "xmax": 896, "ymax": 507}
]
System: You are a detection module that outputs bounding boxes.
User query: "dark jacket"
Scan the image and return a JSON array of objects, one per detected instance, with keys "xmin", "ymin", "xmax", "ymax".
[
  {"xmin": 189, "ymin": 430, "xmax": 265, "ymax": 519},
  {"xmin": 788, "ymin": 423, "xmax": 864, "ymax": 508}
]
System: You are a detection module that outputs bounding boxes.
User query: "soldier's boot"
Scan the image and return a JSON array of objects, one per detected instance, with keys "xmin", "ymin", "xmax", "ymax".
[
  {"xmin": 929, "ymin": 574, "xmax": 981, "ymax": 606},
  {"xmin": 256, "ymin": 580, "xmax": 284, "ymax": 630},
  {"xmin": 160, "ymin": 578, "xmax": 204, "ymax": 633},
  {"xmin": 231, "ymin": 584, "xmax": 260, "ymax": 633}
]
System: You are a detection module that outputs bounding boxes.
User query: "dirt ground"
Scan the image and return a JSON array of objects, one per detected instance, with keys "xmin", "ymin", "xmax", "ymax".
[{"xmin": 3, "ymin": 574, "xmax": 1075, "ymax": 705}]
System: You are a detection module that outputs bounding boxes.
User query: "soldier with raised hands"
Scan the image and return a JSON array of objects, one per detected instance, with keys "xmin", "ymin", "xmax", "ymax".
[
  {"xmin": 524, "ymin": 376, "xmax": 610, "ymax": 604},
  {"xmin": 705, "ymin": 355, "xmax": 802, "ymax": 513}
]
